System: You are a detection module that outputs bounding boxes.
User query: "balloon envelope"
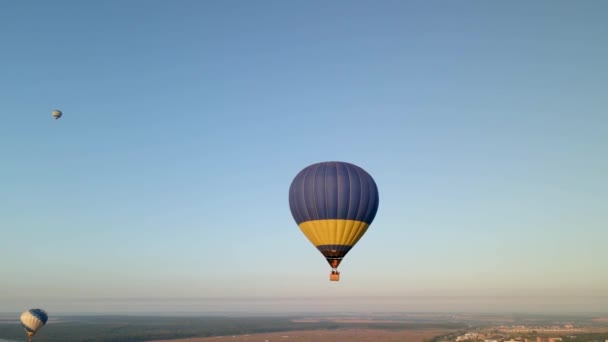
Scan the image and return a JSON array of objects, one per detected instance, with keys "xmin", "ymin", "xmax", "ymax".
[
  {"xmin": 289, "ymin": 161, "xmax": 379, "ymax": 270},
  {"xmin": 20, "ymin": 309, "xmax": 48, "ymax": 337},
  {"xmin": 52, "ymin": 110, "xmax": 62, "ymax": 120}
]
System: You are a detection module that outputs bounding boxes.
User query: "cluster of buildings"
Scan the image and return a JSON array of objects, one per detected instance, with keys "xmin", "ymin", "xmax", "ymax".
[
  {"xmin": 436, "ymin": 321, "xmax": 608, "ymax": 342},
  {"xmin": 448, "ymin": 332, "xmax": 564, "ymax": 342}
]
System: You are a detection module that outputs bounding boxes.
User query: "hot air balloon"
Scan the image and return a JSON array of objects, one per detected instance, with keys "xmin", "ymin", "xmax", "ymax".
[
  {"xmin": 289, "ymin": 161, "xmax": 379, "ymax": 281},
  {"xmin": 52, "ymin": 110, "xmax": 62, "ymax": 120},
  {"xmin": 20, "ymin": 309, "xmax": 48, "ymax": 342}
]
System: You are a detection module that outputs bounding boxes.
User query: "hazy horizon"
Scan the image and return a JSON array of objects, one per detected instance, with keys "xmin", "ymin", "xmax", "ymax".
[{"xmin": 2, "ymin": 294, "xmax": 608, "ymax": 315}]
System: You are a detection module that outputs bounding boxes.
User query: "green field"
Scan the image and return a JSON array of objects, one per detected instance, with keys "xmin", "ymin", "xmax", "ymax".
[{"xmin": 0, "ymin": 315, "xmax": 466, "ymax": 342}]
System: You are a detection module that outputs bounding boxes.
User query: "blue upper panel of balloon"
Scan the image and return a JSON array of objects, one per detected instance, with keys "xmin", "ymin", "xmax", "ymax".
[
  {"xmin": 28, "ymin": 309, "xmax": 48, "ymax": 324},
  {"xmin": 289, "ymin": 161, "xmax": 379, "ymax": 225}
]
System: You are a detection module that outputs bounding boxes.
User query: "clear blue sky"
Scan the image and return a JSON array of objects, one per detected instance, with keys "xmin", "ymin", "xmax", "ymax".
[{"xmin": 1, "ymin": 0, "xmax": 607, "ymax": 314}]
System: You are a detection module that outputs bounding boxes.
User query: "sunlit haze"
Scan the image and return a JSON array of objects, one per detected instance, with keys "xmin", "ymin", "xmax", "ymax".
[{"xmin": 1, "ymin": 1, "xmax": 607, "ymax": 314}]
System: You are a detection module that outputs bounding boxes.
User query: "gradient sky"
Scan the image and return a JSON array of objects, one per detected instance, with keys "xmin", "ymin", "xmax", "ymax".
[{"xmin": 1, "ymin": 1, "xmax": 607, "ymax": 314}]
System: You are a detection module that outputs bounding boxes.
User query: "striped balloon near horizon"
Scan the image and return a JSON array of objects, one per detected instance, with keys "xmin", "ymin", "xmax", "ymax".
[
  {"xmin": 289, "ymin": 161, "xmax": 379, "ymax": 280},
  {"xmin": 20, "ymin": 309, "xmax": 48, "ymax": 340}
]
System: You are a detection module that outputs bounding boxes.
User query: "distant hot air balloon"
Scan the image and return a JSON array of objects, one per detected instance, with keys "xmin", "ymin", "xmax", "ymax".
[
  {"xmin": 52, "ymin": 110, "xmax": 62, "ymax": 120},
  {"xmin": 20, "ymin": 308, "xmax": 48, "ymax": 342},
  {"xmin": 289, "ymin": 161, "xmax": 379, "ymax": 281}
]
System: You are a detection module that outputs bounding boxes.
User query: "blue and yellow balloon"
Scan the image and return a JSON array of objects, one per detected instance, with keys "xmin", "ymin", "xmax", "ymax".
[{"xmin": 289, "ymin": 161, "xmax": 379, "ymax": 281}]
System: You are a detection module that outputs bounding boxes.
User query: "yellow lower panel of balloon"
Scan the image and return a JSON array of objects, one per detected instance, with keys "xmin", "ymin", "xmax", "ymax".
[{"xmin": 298, "ymin": 219, "xmax": 370, "ymax": 247}]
